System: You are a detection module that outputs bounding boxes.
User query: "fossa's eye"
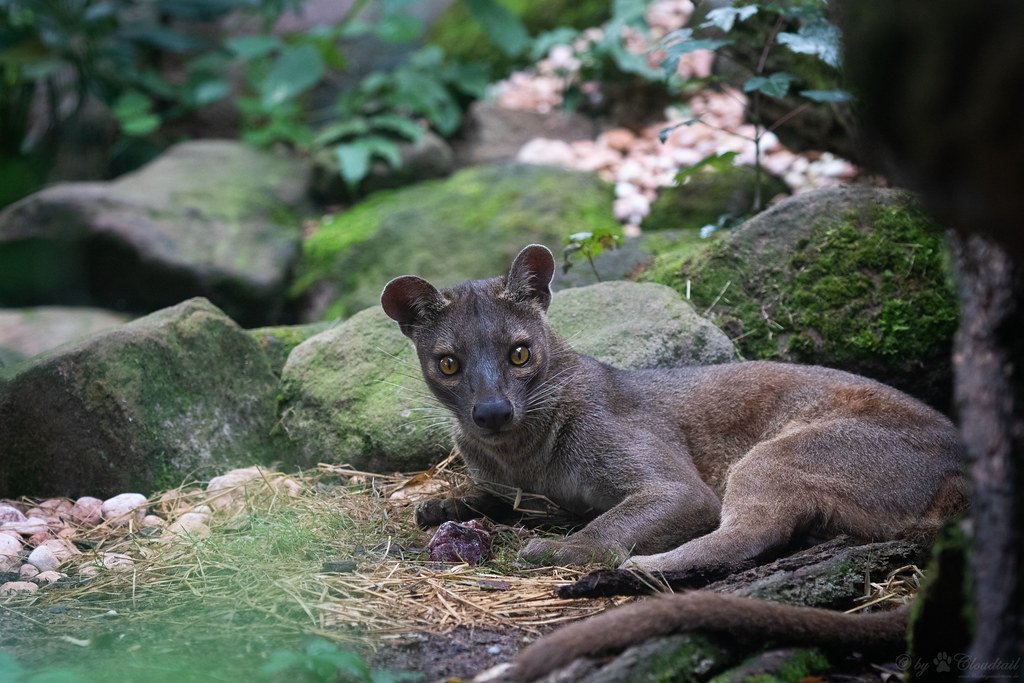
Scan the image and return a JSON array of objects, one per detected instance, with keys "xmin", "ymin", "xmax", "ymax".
[
  {"xmin": 509, "ymin": 344, "xmax": 530, "ymax": 366},
  {"xmin": 438, "ymin": 355, "xmax": 460, "ymax": 376}
]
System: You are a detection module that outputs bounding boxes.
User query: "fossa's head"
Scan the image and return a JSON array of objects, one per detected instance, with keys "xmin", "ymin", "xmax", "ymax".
[{"xmin": 381, "ymin": 245, "xmax": 563, "ymax": 445}]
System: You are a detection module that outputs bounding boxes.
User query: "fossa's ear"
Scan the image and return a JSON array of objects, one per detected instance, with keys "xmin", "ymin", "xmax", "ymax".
[
  {"xmin": 505, "ymin": 244, "xmax": 555, "ymax": 312},
  {"xmin": 381, "ymin": 276, "xmax": 444, "ymax": 338}
]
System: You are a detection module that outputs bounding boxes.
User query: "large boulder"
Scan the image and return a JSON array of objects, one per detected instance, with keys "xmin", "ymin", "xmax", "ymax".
[
  {"xmin": 294, "ymin": 164, "xmax": 621, "ymax": 320},
  {"xmin": 0, "ymin": 298, "xmax": 281, "ymax": 498},
  {"xmin": 0, "ymin": 140, "xmax": 309, "ymax": 327},
  {"xmin": 641, "ymin": 185, "xmax": 958, "ymax": 409},
  {"xmin": 277, "ymin": 281, "xmax": 735, "ymax": 472}
]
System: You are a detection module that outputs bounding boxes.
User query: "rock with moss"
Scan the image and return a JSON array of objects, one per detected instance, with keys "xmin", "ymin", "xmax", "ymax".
[
  {"xmin": 0, "ymin": 140, "xmax": 308, "ymax": 327},
  {"xmin": 294, "ymin": 164, "xmax": 621, "ymax": 320},
  {"xmin": 644, "ymin": 165, "xmax": 790, "ymax": 232},
  {"xmin": 641, "ymin": 186, "xmax": 958, "ymax": 409},
  {"xmin": 248, "ymin": 322, "xmax": 333, "ymax": 377},
  {"xmin": 0, "ymin": 298, "xmax": 281, "ymax": 498},
  {"xmin": 277, "ymin": 281, "xmax": 736, "ymax": 472},
  {"xmin": 427, "ymin": 0, "xmax": 610, "ymax": 76},
  {"xmin": 710, "ymin": 648, "xmax": 830, "ymax": 683}
]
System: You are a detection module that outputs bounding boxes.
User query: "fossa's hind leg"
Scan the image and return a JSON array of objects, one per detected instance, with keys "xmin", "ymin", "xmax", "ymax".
[{"xmin": 623, "ymin": 419, "xmax": 960, "ymax": 573}]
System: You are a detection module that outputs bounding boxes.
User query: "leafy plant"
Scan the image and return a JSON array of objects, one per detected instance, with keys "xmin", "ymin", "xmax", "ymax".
[
  {"xmin": 314, "ymin": 45, "xmax": 487, "ymax": 190},
  {"xmin": 659, "ymin": 1, "xmax": 851, "ymax": 212},
  {"xmin": 563, "ymin": 226, "xmax": 624, "ymax": 281}
]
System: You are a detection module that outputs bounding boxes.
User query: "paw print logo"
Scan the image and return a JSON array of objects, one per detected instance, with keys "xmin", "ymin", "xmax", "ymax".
[{"xmin": 934, "ymin": 652, "xmax": 952, "ymax": 673}]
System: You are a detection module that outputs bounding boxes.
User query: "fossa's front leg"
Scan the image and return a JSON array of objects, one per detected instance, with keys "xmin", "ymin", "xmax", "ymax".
[{"xmin": 519, "ymin": 481, "xmax": 721, "ymax": 567}]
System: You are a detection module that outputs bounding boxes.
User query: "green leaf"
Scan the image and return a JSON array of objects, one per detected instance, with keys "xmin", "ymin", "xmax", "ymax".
[
  {"xmin": 191, "ymin": 79, "xmax": 231, "ymax": 105},
  {"xmin": 777, "ymin": 17, "xmax": 842, "ymax": 68},
  {"xmin": 367, "ymin": 114, "xmax": 424, "ymax": 142},
  {"xmin": 335, "ymin": 143, "xmax": 366, "ymax": 186},
  {"xmin": 675, "ymin": 151, "xmax": 738, "ymax": 184},
  {"xmin": 334, "ymin": 137, "xmax": 402, "ymax": 189},
  {"xmin": 660, "ymin": 29, "xmax": 731, "ymax": 75},
  {"xmin": 259, "ymin": 44, "xmax": 324, "ymax": 108},
  {"xmin": 701, "ymin": 5, "xmax": 758, "ymax": 32},
  {"xmin": 226, "ymin": 35, "xmax": 283, "ymax": 59},
  {"xmin": 373, "ymin": 13, "xmax": 423, "ymax": 43},
  {"xmin": 799, "ymin": 89, "xmax": 853, "ymax": 103},
  {"xmin": 463, "ymin": 0, "xmax": 530, "ymax": 57},
  {"xmin": 112, "ymin": 91, "xmax": 161, "ymax": 137},
  {"xmin": 743, "ymin": 72, "xmax": 796, "ymax": 99},
  {"xmin": 313, "ymin": 119, "xmax": 371, "ymax": 146}
]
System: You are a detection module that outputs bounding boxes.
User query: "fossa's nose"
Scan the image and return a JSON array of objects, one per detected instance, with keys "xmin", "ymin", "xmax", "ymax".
[{"xmin": 472, "ymin": 398, "xmax": 513, "ymax": 431}]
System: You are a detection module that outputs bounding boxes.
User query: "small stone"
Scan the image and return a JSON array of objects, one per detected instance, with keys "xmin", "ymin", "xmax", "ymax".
[
  {"xmin": 141, "ymin": 515, "xmax": 166, "ymax": 528},
  {"xmin": 190, "ymin": 505, "xmax": 212, "ymax": 516},
  {"xmin": 19, "ymin": 564, "xmax": 38, "ymax": 579},
  {"xmin": 27, "ymin": 545, "xmax": 60, "ymax": 572},
  {"xmin": 0, "ymin": 505, "xmax": 26, "ymax": 523},
  {"xmin": 34, "ymin": 570, "xmax": 63, "ymax": 585},
  {"xmin": 165, "ymin": 513, "xmax": 211, "ymax": 539},
  {"xmin": 102, "ymin": 553, "xmax": 134, "ymax": 572},
  {"xmin": 28, "ymin": 531, "xmax": 53, "ymax": 546},
  {"xmin": 1, "ymin": 517, "xmax": 48, "ymax": 535},
  {"xmin": 206, "ymin": 467, "xmax": 267, "ymax": 510},
  {"xmin": 70, "ymin": 497, "xmax": 103, "ymax": 527},
  {"xmin": 602, "ymin": 127, "xmax": 637, "ymax": 152},
  {"xmin": 101, "ymin": 493, "xmax": 148, "ymax": 526},
  {"xmin": 0, "ymin": 533, "xmax": 21, "ymax": 570},
  {"xmin": 78, "ymin": 565, "xmax": 100, "ymax": 578},
  {"xmin": 39, "ymin": 538, "xmax": 78, "ymax": 563},
  {"xmin": 0, "ymin": 581, "xmax": 38, "ymax": 596},
  {"xmin": 57, "ymin": 527, "xmax": 78, "ymax": 539}
]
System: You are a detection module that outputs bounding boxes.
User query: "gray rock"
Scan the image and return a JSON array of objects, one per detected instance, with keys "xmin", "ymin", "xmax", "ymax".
[
  {"xmin": 0, "ymin": 307, "xmax": 129, "ymax": 359},
  {"xmin": 454, "ymin": 101, "xmax": 599, "ymax": 167},
  {"xmin": 278, "ymin": 282, "xmax": 736, "ymax": 472},
  {"xmin": 548, "ymin": 281, "xmax": 736, "ymax": 368},
  {"xmin": 0, "ymin": 298, "xmax": 281, "ymax": 498},
  {"xmin": 0, "ymin": 140, "xmax": 309, "ymax": 327}
]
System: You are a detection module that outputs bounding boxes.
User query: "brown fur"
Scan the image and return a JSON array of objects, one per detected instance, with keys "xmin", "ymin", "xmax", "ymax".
[
  {"xmin": 380, "ymin": 245, "xmax": 968, "ymax": 573},
  {"xmin": 510, "ymin": 592, "xmax": 909, "ymax": 682}
]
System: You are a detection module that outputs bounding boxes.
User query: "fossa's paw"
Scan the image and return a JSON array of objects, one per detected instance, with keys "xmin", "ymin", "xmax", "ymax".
[
  {"xmin": 519, "ymin": 537, "xmax": 624, "ymax": 567},
  {"xmin": 414, "ymin": 498, "xmax": 458, "ymax": 528},
  {"xmin": 619, "ymin": 550, "xmax": 683, "ymax": 572}
]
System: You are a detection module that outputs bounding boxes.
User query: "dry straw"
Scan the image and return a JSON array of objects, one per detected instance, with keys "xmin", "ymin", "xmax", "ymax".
[{"xmin": 13, "ymin": 460, "xmax": 628, "ymax": 649}]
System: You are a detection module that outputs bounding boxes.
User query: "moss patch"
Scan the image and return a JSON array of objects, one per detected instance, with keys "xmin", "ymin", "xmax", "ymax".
[
  {"xmin": 294, "ymin": 164, "xmax": 620, "ymax": 320},
  {"xmin": 644, "ymin": 166, "xmax": 789, "ymax": 233},
  {"xmin": 643, "ymin": 187, "xmax": 959, "ymax": 408},
  {"xmin": 249, "ymin": 322, "xmax": 332, "ymax": 377}
]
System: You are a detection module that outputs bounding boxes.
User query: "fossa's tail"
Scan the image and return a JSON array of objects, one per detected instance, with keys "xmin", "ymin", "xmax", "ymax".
[{"xmin": 511, "ymin": 591, "xmax": 908, "ymax": 682}]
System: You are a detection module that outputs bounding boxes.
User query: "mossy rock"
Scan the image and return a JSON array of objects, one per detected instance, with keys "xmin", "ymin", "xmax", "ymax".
[
  {"xmin": 427, "ymin": 0, "xmax": 611, "ymax": 76},
  {"xmin": 641, "ymin": 186, "xmax": 958, "ymax": 409},
  {"xmin": 710, "ymin": 647, "xmax": 830, "ymax": 683},
  {"xmin": 277, "ymin": 281, "xmax": 736, "ymax": 472},
  {"xmin": 248, "ymin": 322, "xmax": 333, "ymax": 377},
  {"xmin": 644, "ymin": 166, "xmax": 790, "ymax": 232},
  {"xmin": 0, "ymin": 140, "xmax": 308, "ymax": 327},
  {"xmin": 294, "ymin": 164, "xmax": 621, "ymax": 320},
  {"xmin": 0, "ymin": 298, "xmax": 282, "ymax": 498},
  {"xmin": 578, "ymin": 633, "xmax": 736, "ymax": 683}
]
